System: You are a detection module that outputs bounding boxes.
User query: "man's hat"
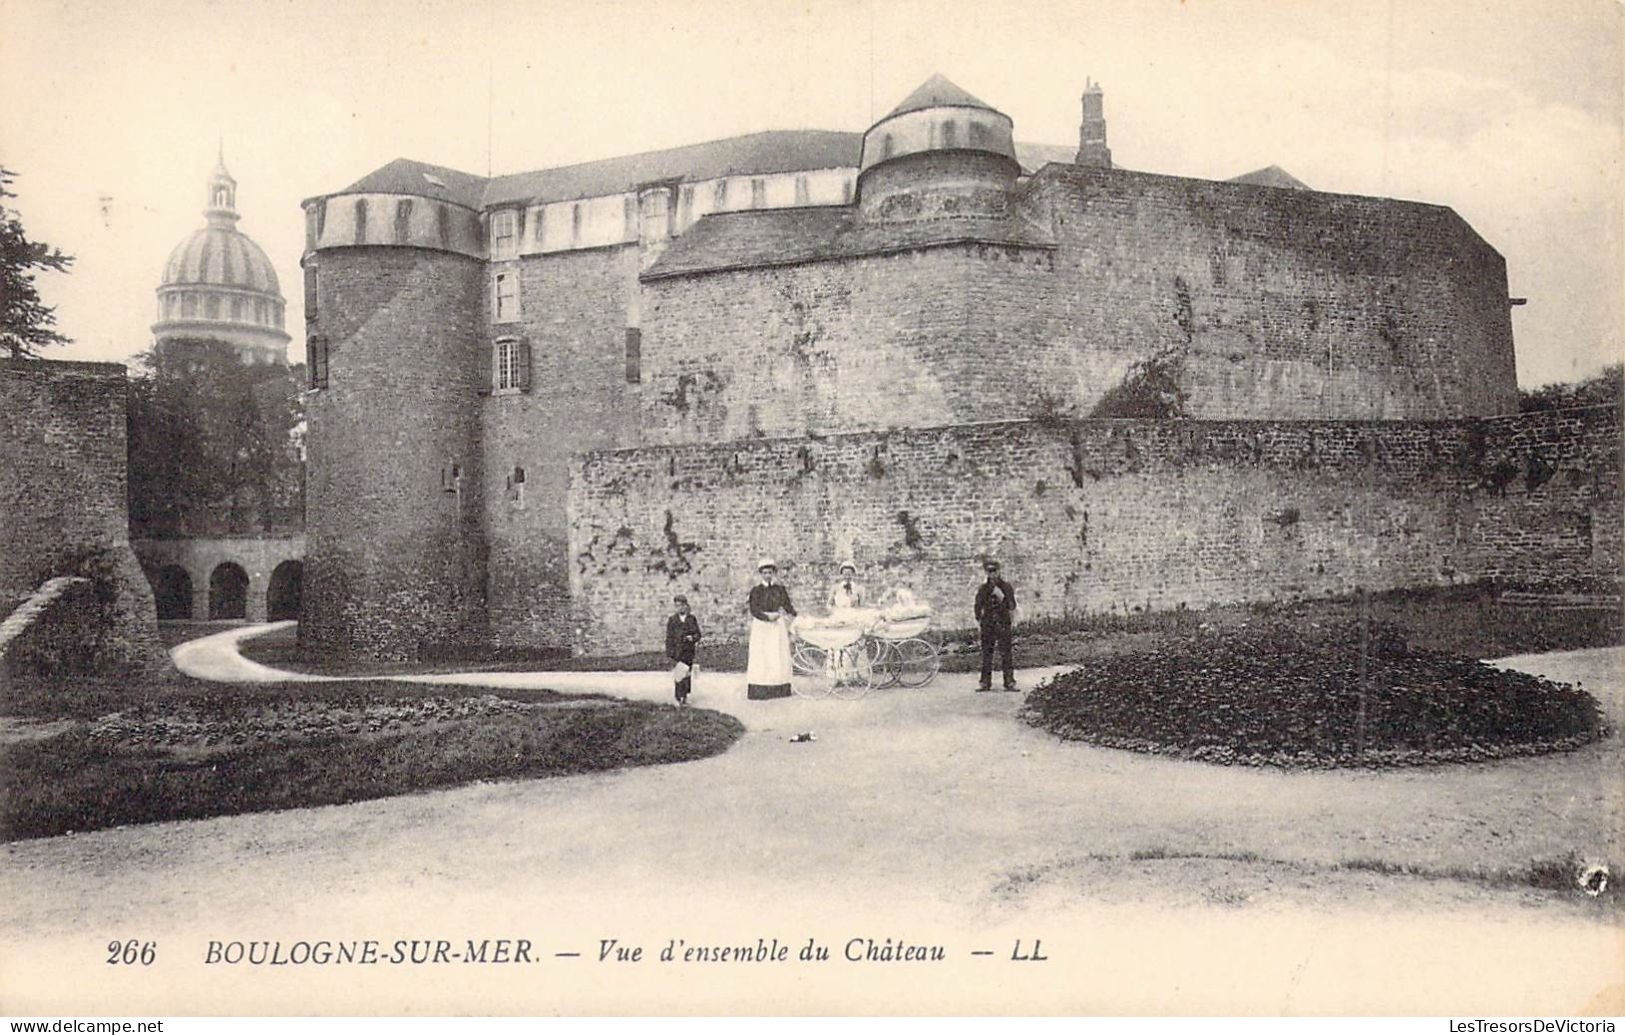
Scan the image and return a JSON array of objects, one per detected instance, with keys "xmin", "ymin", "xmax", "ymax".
[
  {"xmin": 839, "ymin": 561, "xmax": 857, "ymax": 573},
  {"xmin": 757, "ymin": 557, "xmax": 776, "ymax": 570}
]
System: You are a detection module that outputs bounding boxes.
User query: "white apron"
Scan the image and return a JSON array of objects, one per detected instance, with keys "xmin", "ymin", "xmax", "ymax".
[{"xmin": 746, "ymin": 616, "xmax": 793, "ymax": 697}]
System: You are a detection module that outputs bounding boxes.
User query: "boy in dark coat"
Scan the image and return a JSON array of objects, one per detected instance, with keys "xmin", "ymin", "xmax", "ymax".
[
  {"xmin": 974, "ymin": 560, "xmax": 1018, "ymax": 692},
  {"xmin": 665, "ymin": 595, "xmax": 702, "ymax": 705}
]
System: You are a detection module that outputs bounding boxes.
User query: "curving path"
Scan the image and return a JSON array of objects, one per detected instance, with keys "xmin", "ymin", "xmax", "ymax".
[{"xmin": 3, "ymin": 627, "xmax": 1621, "ymax": 1014}]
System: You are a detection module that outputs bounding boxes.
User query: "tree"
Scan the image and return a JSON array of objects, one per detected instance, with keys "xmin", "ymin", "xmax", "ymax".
[
  {"xmin": 1, "ymin": 166, "xmax": 74, "ymax": 359},
  {"xmin": 127, "ymin": 342, "xmax": 305, "ymax": 537},
  {"xmin": 1519, "ymin": 364, "xmax": 1623, "ymax": 413}
]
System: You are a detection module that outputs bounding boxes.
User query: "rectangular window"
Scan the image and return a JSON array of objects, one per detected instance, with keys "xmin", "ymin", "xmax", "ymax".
[
  {"xmin": 494, "ymin": 337, "xmax": 531, "ymax": 392},
  {"xmin": 307, "ymin": 336, "xmax": 329, "ymax": 389},
  {"xmin": 490, "ymin": 210, "xmax": 517, "ymax": 259},
  {"xmin": 624, "ymin": 328, "xmax": 641, "ymax": 384},
  {"xmin": 494, "ymin": 271, "xmax": 520, "ymax": 322},
  {"xmin": 750, "ymin": 178, "xmax": 766, "ymax": 208},
  {"xmin": 713, "ymin": 180, "xmax": 729, "ymax": 208},
  {"xmin": 303, "ymin": 265, "xmax": 317, "ymax": 319},
  {"xmin": 794, "ymin": 175, "xmax": 810, "ymax": 205}
]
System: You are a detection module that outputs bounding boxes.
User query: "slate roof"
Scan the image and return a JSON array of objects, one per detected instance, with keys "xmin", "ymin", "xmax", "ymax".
[
  {"xmin": 338, "ymin": 158, "xmax": 491, "ymax": 208},
  {"xmin": 642, "ymin": 207, "xmax": 1055, "ymax": 281},
  {"xmin": 333, "ymin": 133, "xmax": 1089, "ymax": 211},
  {"xmin": 884, "ymin": 74, "xmax": 1000, "ymax": 118}
]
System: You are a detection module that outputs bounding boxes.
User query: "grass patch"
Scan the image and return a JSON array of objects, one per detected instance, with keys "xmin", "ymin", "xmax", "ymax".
[
  {"xmin": 0, "ymin": 672, "xmax": 742, "ymax": 842},
  {"xmin": 1020, "ymin": 618, "xmax": 1610, "ymax": 769}
]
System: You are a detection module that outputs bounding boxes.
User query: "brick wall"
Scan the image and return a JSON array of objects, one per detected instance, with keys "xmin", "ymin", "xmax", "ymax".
[
  {"xmin": 0, "ymin": 359, "xmax": 167, "ymax": 675},
  {"xmin": 301, "ymin": 247, "xmax": 488, "ymax": 660},
  {"xmin": 566, "ymin": 406, "xmax": 1618, "ymax": 654},
  {"xmin": 1021, "ymin": 166, "xmax": 1520, "ymax": 420}
]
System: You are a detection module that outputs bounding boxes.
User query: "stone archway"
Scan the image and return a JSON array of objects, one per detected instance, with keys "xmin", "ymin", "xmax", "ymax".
[
  {"xmin": 268, "ymin": 560, "xmax": 303, "ymax": 621},
  {"xmin": 148, "ymin": 564, "xmax": 193, "ymax": 620},
  {"xmin": 208, "ymin": 562, "xmax": 249, "ymax": 620}
]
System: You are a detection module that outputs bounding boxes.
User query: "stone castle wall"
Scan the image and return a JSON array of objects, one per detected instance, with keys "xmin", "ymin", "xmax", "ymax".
[
  {"xmin": 0, "ymin": 360, "xmax": 167, "ymax": 676},
  {"xmin": 1023, "ymin": 167, "xmax": 1519, "ymax": 420},
  {"xmin": 481, "ymin": 244, "xmax": 644, "ymax": 648},
  {"xmin": 301, "ymin": 247, "xmax": 488, "ymax": 659},
  {"xmin": 641, "ymin": 243, "xmax": 1058, "ymax": 444},
  {"xmin": 566, "ymin": 406, "xmax": 1619, "ymax": 654}
]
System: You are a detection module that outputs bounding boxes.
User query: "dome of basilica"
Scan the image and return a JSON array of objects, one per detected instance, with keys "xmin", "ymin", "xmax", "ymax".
[{"xmin": 153, "ymin": 152, "xmax": 290, "ymax": 365}]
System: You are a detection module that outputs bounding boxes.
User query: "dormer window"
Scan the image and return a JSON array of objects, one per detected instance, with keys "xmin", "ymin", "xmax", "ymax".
[{"xmin": 490, "ymin": 210, "xmax": 517, "ymax": 259}]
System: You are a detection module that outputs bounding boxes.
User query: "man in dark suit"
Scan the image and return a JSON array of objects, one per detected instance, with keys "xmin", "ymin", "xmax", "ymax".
[
  {"xmin": 974, "ymin": 560, "xmax": 1018, "ymax": 692},
  {"xmin": 665, "ymin": 594, "xmax": 702, "ymax": 705}
]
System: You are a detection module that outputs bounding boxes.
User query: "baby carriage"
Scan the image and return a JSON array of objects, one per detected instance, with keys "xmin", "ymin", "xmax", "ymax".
[{"xmin": 789, "ymin": 602, "xmax": 941, "ymax": 699}]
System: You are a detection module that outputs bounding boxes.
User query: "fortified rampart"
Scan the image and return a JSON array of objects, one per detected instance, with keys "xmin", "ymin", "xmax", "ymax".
[
  {"xmin": 566, "ymin": 405, "xmax": 1619, "ymax": 654},
  {"xmin": 0, "ymin": 360, "xmax": 167, "ymax": 676}
]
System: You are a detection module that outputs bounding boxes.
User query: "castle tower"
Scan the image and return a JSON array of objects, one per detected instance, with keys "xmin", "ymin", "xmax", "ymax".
[
  {"xmin": 856, "ymin": 73, "xmax": 1021, "ymax": 220},
  {"xmin": 298, "ymin": 174, "xmax": 489, "ymax": 660},
  {"xmin": 1075, "ymin": 79, "xmax": 1113, "ymax": 168},
  {"xmin": 153, "ymin": 150, "xmax": 291, "ymax": 364}
]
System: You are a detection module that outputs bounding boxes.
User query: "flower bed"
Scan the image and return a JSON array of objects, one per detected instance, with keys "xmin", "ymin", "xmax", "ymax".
[{"xmin": 1020, "ymin": 620, "xmax": 1610, "ymax": 769}]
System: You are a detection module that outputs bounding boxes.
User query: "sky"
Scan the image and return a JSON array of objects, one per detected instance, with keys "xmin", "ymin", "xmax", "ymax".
[{"xmin": 3, "ymin": 0, "xmax": 1621, "ymax": 387}]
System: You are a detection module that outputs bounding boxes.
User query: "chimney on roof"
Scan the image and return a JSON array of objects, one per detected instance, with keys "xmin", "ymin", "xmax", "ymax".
[{"xmin": 1076, "ymin": 79, "xmax": 1113, "ymax": 169}]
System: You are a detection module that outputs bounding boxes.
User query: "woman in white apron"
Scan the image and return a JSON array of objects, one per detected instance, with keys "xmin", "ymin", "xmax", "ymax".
[{"xmin": 746, "ymin": 558, "xmax": 796, "ymax": 700}]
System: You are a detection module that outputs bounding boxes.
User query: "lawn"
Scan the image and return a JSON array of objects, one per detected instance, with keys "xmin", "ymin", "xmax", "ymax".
[{"xmin": 0, "ymin": 672, "xmax": 743, "ymax": 842}]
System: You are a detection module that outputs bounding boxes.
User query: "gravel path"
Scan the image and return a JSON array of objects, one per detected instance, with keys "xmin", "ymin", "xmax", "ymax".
[{"xmin": 2, "ymin": 628, "xmax": 1620, "ymax": 1014}]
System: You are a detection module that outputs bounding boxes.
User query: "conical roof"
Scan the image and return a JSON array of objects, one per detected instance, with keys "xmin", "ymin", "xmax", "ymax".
[{"xmin": 885, "ymin": 74, "xmax": 998, "ymax": 118}]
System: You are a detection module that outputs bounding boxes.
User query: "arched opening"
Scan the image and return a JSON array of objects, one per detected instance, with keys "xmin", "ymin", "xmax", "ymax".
[
  {"xmin": 147, "ymin": 565, "xmax": 193, "ymax": 620},
  {"xmin": 208, "ymin": 562, "xmax": 249, "ymax": 620},
  {"xmin": 268, "ymin": 560, "xmax": 303, "ymax": 621}
]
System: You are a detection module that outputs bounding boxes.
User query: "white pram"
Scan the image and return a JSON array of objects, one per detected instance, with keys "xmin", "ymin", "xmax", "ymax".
[{"xmin": 789, "ymin": 602, "xmax": 940, "ymax": 699}]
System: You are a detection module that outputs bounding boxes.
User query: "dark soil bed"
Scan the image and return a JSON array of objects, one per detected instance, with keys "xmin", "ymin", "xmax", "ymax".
[
  {"xmin": 1020, "ymin": 619, "xmax": 1611, "ymax": 769},
  {"xmin": 0, "ymin": 674, "xmax": 743, "ymax": 841}
]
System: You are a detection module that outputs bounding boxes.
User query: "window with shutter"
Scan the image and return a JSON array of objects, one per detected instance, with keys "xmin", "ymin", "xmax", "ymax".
[
  {"xmin": 307, "ymin": 336, "xmax": 329, "ymax": 389},
  {"xmin": 493, "ymin": 337, "xmax": 531, "ymax": 394}
]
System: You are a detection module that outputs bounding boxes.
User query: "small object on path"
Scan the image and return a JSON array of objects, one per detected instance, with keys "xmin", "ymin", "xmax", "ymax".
[
  {"xmin": 1581, "ymin": 864, "xmax": 1609, "ymax": 897},
  {"xmin": 789, "ymin": 732, "xmax": 817, "ymax": 743}
]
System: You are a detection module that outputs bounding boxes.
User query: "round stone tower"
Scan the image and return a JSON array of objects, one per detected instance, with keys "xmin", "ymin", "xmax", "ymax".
[
  {"xmin": 298, "ymin": 171, "xmax": 488, "ymax": 660},
  {"xmin": 153, "ymin": 152, "xmax": 290, "ymax": 364},
  {"xmin": 857, "ymin": 73, "xmax": 1021, "ymax": 221}
]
